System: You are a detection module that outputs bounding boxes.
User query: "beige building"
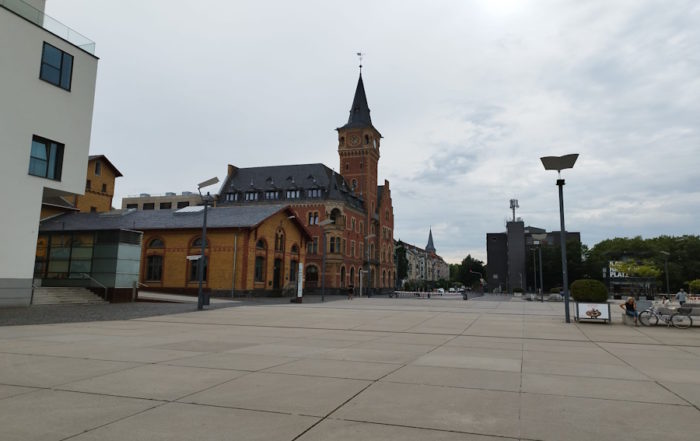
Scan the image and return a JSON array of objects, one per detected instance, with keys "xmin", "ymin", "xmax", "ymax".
[
  {"xmin": 397, "ymin": 229, "xmax": 449, "ymax": 288},
  {"xmin": 0, "ymin": 0, "xmax": 98, "ymax": 306},
  {"xmin": 121, "ymin": 192, "xmax": 203, "ymax": 211}
]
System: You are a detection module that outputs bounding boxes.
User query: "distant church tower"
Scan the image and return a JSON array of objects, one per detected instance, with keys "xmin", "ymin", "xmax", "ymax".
[
  {"xmin": 426, "ymin": 228, "xmax": 436, "ymax": 254},
  {"xmin": 337, "ymin": 72, "xmax": 382, "ymax": 215}
]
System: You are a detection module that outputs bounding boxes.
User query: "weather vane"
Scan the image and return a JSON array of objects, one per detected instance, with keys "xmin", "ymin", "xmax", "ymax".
[{"xmin": 357, "ymin": 52, "xmax": 364, "ymax": 73}]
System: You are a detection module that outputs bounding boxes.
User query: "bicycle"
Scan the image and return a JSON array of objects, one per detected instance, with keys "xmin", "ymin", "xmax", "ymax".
[{"xmin": 638, "ymin": 306, "xmax": 693, "ymax": 329}]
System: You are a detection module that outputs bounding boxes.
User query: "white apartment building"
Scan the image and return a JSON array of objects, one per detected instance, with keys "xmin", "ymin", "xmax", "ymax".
[{"xmin": 0, "ymin": 0, "xmax": 98, "ymax": 306}]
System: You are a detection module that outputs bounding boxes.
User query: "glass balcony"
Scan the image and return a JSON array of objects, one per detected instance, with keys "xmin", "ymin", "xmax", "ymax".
[{"xmin": 1, "ymin": 0, "xmax": 95, "ymax": 54}]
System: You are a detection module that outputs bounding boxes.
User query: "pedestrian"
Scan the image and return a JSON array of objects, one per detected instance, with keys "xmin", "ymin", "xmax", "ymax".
[
  {"xmin": 660, "ymin": 295, "xmax": 671, "ymax": 306},
  {"xmin": 676, "ymin": 288, "xmax": 687, "ymax": 306},
  {"xmin": 619, "ymin": 297, "xmax": 639, "ymax": 326},
  {"xmin": 348, "ymin": 285, "xmax": 354, "ymax": 301}
]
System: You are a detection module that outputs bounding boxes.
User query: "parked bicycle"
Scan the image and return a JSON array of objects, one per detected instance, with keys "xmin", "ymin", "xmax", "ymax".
[{"xmin": 638, "ymin": 305, "xmax": 693, "ymax": 329}]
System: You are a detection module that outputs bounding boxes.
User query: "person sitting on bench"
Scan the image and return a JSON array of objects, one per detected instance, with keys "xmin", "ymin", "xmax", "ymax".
[{"xmin": 620, "ymin": 297, "xmax": 639, "ymax": 326}]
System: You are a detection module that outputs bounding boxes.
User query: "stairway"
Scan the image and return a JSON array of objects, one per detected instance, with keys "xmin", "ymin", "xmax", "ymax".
[{"xmin": 31, "ymin": 287, "xmax": 108, "ymax": 305}]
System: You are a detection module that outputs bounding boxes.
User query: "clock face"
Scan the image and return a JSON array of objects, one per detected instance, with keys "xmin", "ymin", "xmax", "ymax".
[{"xmin": 349, "ymin": 135, "xmax": 360, "ymax": 146}]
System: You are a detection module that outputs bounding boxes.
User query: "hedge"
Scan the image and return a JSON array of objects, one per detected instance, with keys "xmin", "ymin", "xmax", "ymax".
[{"xmin": 570, "ymin": 279, "xmax": 608, "ymax": 303}]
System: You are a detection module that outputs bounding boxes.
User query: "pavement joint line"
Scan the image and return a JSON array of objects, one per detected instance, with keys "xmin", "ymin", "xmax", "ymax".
[
  {"xmin": 322, "ymin": 416, "xmax": 535, "ymax": 441},
  {"xmin": 655, "ymin": 381, "xmax": 700, "ymax": 412},
  {"xmin": 519, "ymin": 390, "xmax": 694, "ymax": 407}
]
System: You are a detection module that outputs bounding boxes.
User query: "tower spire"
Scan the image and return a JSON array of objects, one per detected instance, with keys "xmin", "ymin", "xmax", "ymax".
[
  {"xmin": 357, "ymin": 52, "xmax": 364, "ymax": 74},
  {"xmin": 426, "ymin": 228, "xmax": 436, "ymax": 254}
]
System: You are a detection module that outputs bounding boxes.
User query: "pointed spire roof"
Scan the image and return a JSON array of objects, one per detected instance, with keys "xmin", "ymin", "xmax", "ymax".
[
  {"xmin": 338, "ymin": 74, "xmax": 381, "ymax": 135},
  {"xmin": 426, "ymin": 228, "xmax": 436, "ymax": 254}
]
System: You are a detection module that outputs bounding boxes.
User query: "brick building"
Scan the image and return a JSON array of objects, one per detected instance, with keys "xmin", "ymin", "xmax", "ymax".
[{"xmin": 217, "ymin": 73, "xmax": 395, "ymax": 294}]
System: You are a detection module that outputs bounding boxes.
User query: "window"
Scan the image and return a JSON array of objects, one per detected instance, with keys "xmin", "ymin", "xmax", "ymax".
[
  {"xmin": 126, "ymin": 203, "xmax": 137, "ymax": 209},
  {"xmin": 101, "ymin": 183, "xmax": 107, "ymax": 193},
  {"xmin": 148, "ymin": 238, "xmax": 164, "ymax": 248},
  {"xmin": 307, "ymin": 189, "xmax": 321, "ymax": 198},
  {"xmin": 86, "ymin": 179, "xmax": 91, "ymax": 190},
  {"xmin": 177, "ymin": 201, "xmax": 189, "ymax": 208},
  {"xmin": 286, "ymin": 190, "xmax": 300, "ymax": 199},
  {"xmin": 307, "ymin": 211, "xmax": 318, "ymax": 225},
  {"xmin": 226, "ymin": 192, "xmax": 238, "ymax": 202},
  {"xmin": 275, "ymin": 230, "xmax": 284, "ymax": 252},
  {"xmin": 189, "ymin": 257, "xmax": 207, "ymax": 281},
  {"xmin": 305, "ymin": 265, "xmax": 318, "ymax": 282},
  {"xmin": 29, "ymin": 135, "xmax": 63, "ymax": 180},
  {"xmin": 90, "ymin": 207, "xmax": 97, "ymax": 213},
  {"xmin": 146, "ymin": 255, "xmax": 163, "ymax": 281},
  {"xmin": 265, "ymin": 191, "xmax": 279, "ymax": 200},
  {"xmin": 290, "ymin": 259, "xmax": 298, "ymax": 281},
  {"xmin": 351, "ymin": 241, "xmax": 355, "ymax": 257},
  {"xmin": 329, "ymin": 237, "xmax": 337, "ymax": 253},
  {"xmin": 143, "ymin": 203, "xmax": 155, "ymax": 210},
  {"xmin": 351, "ymin": 218, "xmax": 356, "ymax": 231},
  {"xmin": 159, "ymin": 202, "xmax": 172, "ymax": 209},
  {"xmin": 40, "ymin": 42, "xmax": 73, "ymax": 90},
  {"xmin": 291, "ymin": 244, "xmax": 299, "ymax": 255},
  {"xmin": 94, "ymin": 161, "xmax": 101, "ymax": 176},
  {"xmin": 193, "ymin": 237, "xmax": 208, "ymax": 247},
  {"xmin": 245, "ymin": 192, "xmax": 258, "ymax": 201},
  {"xmin": 255, "ymin": 256, "xmax": 265, "ymax": 282},
  {"xmin": 365, "ymin": 134, "xmax": 370, "ymax": 145},
  {"xmin": 256, "ymin": 239, "xmax": 266, "ymax": 250}
]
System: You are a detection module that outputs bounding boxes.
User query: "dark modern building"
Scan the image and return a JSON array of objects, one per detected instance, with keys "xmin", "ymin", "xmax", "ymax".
[{"xmin": 487, "ymin": 221, "xmax": 580, "ymax": 293}]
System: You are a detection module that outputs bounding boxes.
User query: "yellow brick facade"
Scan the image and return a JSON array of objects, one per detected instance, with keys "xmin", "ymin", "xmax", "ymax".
[
  {"xmin": 140, "ymin": 210, "xmax": 308, "ymax": 294},
  {"xmin": 74, "ymin": 157, "xmax": 120, "ymax": 212}
]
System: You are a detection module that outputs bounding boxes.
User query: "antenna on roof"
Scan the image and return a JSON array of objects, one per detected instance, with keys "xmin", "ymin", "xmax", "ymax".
[{"xmin": 357, "ymin": 52, "xmax": 364, "ymax": 73}]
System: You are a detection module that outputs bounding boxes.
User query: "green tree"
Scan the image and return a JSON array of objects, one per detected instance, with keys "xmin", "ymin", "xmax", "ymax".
[{"xmin": 395, "ymin": 242, "xmax": 408, "ymax": 282}]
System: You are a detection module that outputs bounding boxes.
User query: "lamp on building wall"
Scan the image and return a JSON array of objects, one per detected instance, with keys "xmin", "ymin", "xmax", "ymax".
[
  {"xmin": 319, "ymin": 218, "xmax": 334, "ymax": 302},
  {"xmin": 196, "ymin": 177, "xmax": 219, "ymax": 310},
  {"xmin": 532, "ymin": 233, "xmax": 547, "ymax": 303},
  {"xmin": 540, "ymin": 153, "xmax": 578, "ymax": 323}
]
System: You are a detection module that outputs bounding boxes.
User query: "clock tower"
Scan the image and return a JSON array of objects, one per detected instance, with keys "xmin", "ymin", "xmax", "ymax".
[{"xmin": 337, "ymin": 73, "xmax": 382, "ymax": 215}]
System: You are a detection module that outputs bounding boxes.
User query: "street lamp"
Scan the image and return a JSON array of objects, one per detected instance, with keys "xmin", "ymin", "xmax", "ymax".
[
  {"xmin": 660, "ymin": 251, "xmax": 670, "ymax": 295},
  {"xmin": 532, "ymin": 233, "xmax": 547, "ymax": 302},
  {"xmin": 196, "ymin": 176, "xmax": 219, "ymax": 310},
  {"xmin": 319, "ymin": 218, "xmax": 334, "ymax": 302},
  {"xmin": 540, "ymin": 153, "xmax": 578, "ymax": 323}
]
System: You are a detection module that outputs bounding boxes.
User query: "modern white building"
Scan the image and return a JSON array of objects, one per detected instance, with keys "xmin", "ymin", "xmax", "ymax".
[{"xmin": 0, "ymin": 0, "xmax": 98, "ymax": 306}]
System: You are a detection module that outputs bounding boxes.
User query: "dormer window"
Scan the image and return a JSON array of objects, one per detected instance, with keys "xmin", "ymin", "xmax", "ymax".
[
  {"xmin": 265, "ymin": 190, "xmax": 279, "ymax": 200},
  {"xmin": 286, "ymin": 190, "xmax": 300, "ymax": 199},
  {"xmin": 226, "ymin": 192, "xmax": 238, "ymax": 202},
  {"xmin": 307, "ymin": 188, "xmax": 322, "ymax": 198},
  {"xmin": 245, "ymin": 192, "xmax": 258, "ymax": 201}
]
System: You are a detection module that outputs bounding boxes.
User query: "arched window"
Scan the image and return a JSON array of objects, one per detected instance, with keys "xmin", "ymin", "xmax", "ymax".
[
  {"xmin": 340, "ymin": 266, "xmax": 346, "ymax": 288},
  {"xmin": 349, "ymin": 267, "xmax": 355, "ymax": 286},
  {"xmin": 192, "ymin": 237, "xmax": 208, "ymax": 248},
  {"xmin": 291, "ymin": 244, "xmax": 299, "ymax": 255},
  {"xmin": 146, "ymin": 255, "xmax": 163, "ymax": 281},
  {"xmin": 305, "ymin": 265, "xmax": 319, "ymax": 282},
  {"xmin": 364, "ymin": 134, "xmax": 370, "ymax": 144},
  {"xmin": 256, "ymin": 239, "xmax": 266, "ymax": 250},
  {"xmin": 148, "ymin": 238, "xmax": 164, "ymax": 248},
  {"xmin": 255, "ymin": 256, "xmax": 265, "ymax": 282}
]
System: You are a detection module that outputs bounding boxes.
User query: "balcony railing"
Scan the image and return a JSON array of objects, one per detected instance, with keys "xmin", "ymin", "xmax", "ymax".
[{"xmin": 1, "ymin": 0, "xmax": 95, "ymax": 54}]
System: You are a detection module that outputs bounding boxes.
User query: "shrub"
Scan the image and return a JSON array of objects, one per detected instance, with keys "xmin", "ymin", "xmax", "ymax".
[
  {"xmin": 550, "ymin": 287, "xmax": 562, "ymax": 294},
  {"xmin": 570, "ymin": 279, "xmax": 608, "ymax": 303},
  {"xmin": 689, "ymin": 279, "xmax": 700, "ymax": 294},
  {"xmin": 513, "ymin": 287, "xmax": 524, "ymax": 293}
]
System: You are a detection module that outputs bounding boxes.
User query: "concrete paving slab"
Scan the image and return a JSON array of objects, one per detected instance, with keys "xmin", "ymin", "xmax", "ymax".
[
  {"xmin": 182, "ymin": 372, "xmax": 370, "ymax": 416},
  {"xmin": 297, "ymin": 419, "xmax": 505, "ymax": 440},
  {"xmin": 445, "ymin": 335, "xmax": 523, "ymax": 350},
  {"xmin": 70, "ymin": 402, "xmax": 318, "ymax": 441},
  {"xmin": 383, "ymin": 365, "xmax": 522, "ymax": 392},
  {"xmin": 522, "ymin": 349, "xmax": 624, "ymax": 364},
  {"xmin": 375, "ymin": 332, "xmax": 455, "ymax": 346},
  {"xmin": 0, "ymin": 389, "xmax": 155, "ymax": 441},
  {"xmin": 522, "ymin": 358, "xmax": 650, "ymax": 380},
  {"xmin": 333, "ymin": 382, "xmax": 521, "ymax": 438},
  {"xmin": 521, "ymin": 373, "xmax": 686, "ymax": 404},
  {"xmin": 313, "ymin": 347, "xmax": 422, "ymax": 364},
  {"xmin": 521, "ymin": 392, "xmax": 700, "ymax": 441},
  {"xmin": 413, "ymin": 352, "xmax": 522, "ymax": 372},
  {"xmin": 163, "ymin": 352, "xmax": 297, "ymax": 371},
  {"xmin": 264, "ymin": 358, "xmax": 400, "ymax": 380},
  {"xmin": 147, "ymin": 340, "xmax": 259, "ymax": 352},
  {"xmin": 59, "ymin": 364, "xmax": 246, "ymax": 401},
  {"xmin": 0, "ymin": 353, "xmax": 137, "ymax": 388}
]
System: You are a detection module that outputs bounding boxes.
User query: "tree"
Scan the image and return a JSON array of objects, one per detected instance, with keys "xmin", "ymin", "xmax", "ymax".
[{"xmin": 396, "ymin": 242, "xmax": 408, "ymax": 282}]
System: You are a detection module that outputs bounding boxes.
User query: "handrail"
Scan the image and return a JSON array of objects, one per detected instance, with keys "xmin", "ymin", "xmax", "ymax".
[{"xmin": 81, "ymin": 273, "xmax": 107, "ymax": 298}]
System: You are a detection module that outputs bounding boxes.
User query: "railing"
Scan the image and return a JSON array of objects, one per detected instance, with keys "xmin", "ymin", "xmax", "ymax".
[
  {"xmin": 81, "ymin": 273, "xmax": 107, "ymax": 298},
  {"xmin": 1, "ymin": 0, "xmax": 96, "ymax": 54}
]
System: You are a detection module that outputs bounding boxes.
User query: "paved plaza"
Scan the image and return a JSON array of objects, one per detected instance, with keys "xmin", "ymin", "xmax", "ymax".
[{"xmin": 1, "ymin": 295, "xmax": 699, "ymax": 440}]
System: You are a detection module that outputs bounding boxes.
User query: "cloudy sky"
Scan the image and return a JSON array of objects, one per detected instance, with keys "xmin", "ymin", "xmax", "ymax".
[{"xmin": 47, "ymin": 0, "xmax": 700, "ymax": 263}]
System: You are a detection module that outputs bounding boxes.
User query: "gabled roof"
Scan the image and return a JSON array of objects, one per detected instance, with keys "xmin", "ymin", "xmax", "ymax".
[
  {"xmin": 39, "ymin": 204, "xmax": 311, "ymax": 240},
  {"xmin": 337, "ymin": 74, "xmax": 382, "ymax": 136},
  {"xmin": 220, "ymin": 163, "xmax": 365, "ymax": 210},
  {"xmin": 89, "ymin": 155, "xmax": 123, "ymax": 177}
]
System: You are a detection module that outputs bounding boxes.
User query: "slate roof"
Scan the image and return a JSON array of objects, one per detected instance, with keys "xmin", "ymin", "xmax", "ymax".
[
  {"xmin": 89, "ymin": 155, "xmax": 123, "ymax": 177},
  {"xmin": 337, "ymin": 74, "xmax": 382, "ymax": 136},
  {"xmin": 42, "ymin": 196, "xmax": 78, "ymax": 210},
  {"xmin": 426, "ymin": 228, "xmax": 436, "ymax": 253},
  {"xmin": 39, "ymin": 204, "xmax": 305, "ymax": 235},
  {"xmin": 219, "ymin": 163, "xmax": 365, "ymax": 210}
]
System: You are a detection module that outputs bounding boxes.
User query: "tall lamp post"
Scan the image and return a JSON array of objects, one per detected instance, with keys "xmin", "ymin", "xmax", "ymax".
[
  {"xmin": 660, "ymin": 251, "xmax": 670, "ymax": 295},
  {"xmin": 319, "ymin": 218, "xmax": 334, "ymax": 302},
  {"xmin": 532, "ymin": 233, "xmax": 547, "ymax": 302},
  {"xmin": 196, "ymin": 177, "xmax": 219, "ymax": 310},
  {"xmin": 540, "ymin": 154, "xmax": 578, "ymax": 323}
]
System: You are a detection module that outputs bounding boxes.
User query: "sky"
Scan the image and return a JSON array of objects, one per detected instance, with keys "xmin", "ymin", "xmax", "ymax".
[{"xmin": 46, "ymin": 0, "xmax": 700, "ymax": 263}]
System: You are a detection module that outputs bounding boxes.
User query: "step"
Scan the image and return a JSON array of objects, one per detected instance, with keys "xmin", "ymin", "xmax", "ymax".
[{"xmin": 32, "ymin": 287, "xmax": 108, "ymax": 305}]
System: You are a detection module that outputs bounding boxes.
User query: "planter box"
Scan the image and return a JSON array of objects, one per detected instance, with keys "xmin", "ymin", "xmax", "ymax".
[{"xmin": 574, "ymin": 302, "xmax": 611, "ymax": 324}]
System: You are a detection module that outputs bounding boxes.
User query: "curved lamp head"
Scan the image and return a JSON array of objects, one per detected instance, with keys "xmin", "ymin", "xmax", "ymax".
[{"xmin": 540, "ymin": 154, "xmax": 578, "ymax": 173}]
